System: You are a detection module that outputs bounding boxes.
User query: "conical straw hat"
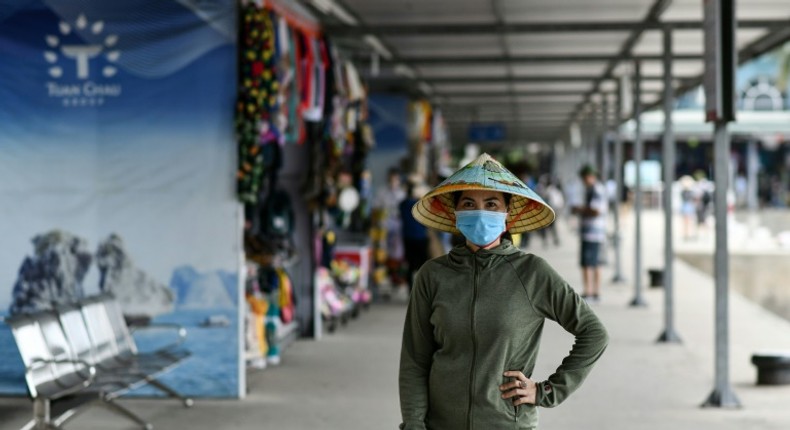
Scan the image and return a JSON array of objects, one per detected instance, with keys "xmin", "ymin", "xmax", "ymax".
[{"xmin": 412, "ymin": 153, "xmax": 555, "ymax": 234}]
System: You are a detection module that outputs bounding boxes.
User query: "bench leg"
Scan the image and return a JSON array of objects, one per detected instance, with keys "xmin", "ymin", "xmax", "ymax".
[
  {"xmin": 19, "ymin": 419, "xmax": 38, "ymax": 430},
  {"xmin": 29, "ymin": 398, "xmax": 59, "ymax": 430},
  {"xmin": 97, "ymin": 397, "xmax": 153, "ymax": 430},
  {"xmin": 145, "ymin": 377, "xmax": 194, "ymax": 408},
  {"xmin": 51, "ymin": 403, "xmax": 91, "ymax": 429},
  {"xmin": 20, "ymin": 421, "xmax": 56, "ymax": 430}
]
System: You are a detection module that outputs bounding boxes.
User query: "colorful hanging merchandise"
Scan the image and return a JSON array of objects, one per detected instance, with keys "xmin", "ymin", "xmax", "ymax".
[
  {"xmin": 276, "ymin": 268, "xmax": 295, "ymax": 324},
  {"xmin": 245, "ymin": 261, "xmax": 269, "ymax": 369},
  {"xmin": 260, "ymin": 188, "xmax": 295, "ymax": 241},
  {"xmin": 261, "ymin": 267, "xmax": 282, "ymax": 366},
  {"xmin": 298, "ymin": 34, "xmax": 327, "ymax": 123},
  {"xmin": 316, "ymin": 267, "xmax": 353, "ymax": 333},
  {"xmin": 273, "ymin": 16, "xmax": 300, "ymax": 146},
  {"xmin": 236, "ymin": 3, "xmax": 279, "ymax": 204},
  {"xmin": 330, "ymin": 258, "xmax": 371, "ymax": 316}
]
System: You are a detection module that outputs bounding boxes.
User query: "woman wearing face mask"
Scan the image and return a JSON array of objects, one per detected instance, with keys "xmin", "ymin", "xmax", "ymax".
[{"xmin": 399, "ymin": 154, "xmax": 608, "ymax": 430}]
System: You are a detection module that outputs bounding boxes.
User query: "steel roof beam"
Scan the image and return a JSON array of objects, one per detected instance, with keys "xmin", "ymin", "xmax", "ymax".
[
  {"xmin": 489, "ymin": 0, "xmax": 521, "ymax": 143},
  {"xmin": 370, "ymin": 75, "xmax": 668, "ymax": 84},
  {"xmin": 362, "ymin": 54, "xmax": 703, "ymax": 65},
  {"xmin": 562, "ymin": 0, "xmax": 673, "ymax": 136},
  {"xmin": 444, "ymin": 108, "xmax": 603, "ymax": 115},
  {"xmin": 446, "ymin": 116, "xmax": 605, "ymax": 121},
  {"xmin": 438, "ymin": 90, "xmax": 661, "ymax": 98},
  {"xmin": 301, "ymin": 0, "xmax": 431, "ymax": 97},
  {"xmin": 324, "ymin": 19, "xmax": 788, "ymax": 36}
]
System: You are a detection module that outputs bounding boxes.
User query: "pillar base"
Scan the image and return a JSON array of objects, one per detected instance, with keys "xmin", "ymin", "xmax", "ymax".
[
  {"xmin": 701, "ymin": 387, "xmax": 741, "ymax": 408},
  {"xmin": 629, "ymin": 296, "xmax": 648, "ymax": 307},
  {"xmin": 656, "ymin": 328, "xmax": 682, "ymax": 343},
  {"xmin": 611, "ymin": 274, "xmax": 626, "ymax": 284}
]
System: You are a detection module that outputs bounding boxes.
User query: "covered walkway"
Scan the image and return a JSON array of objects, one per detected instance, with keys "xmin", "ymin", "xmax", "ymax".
[
  {"xmin": 3, "ymin": 212, "xmax": 790, "ymax": 430},
  {"xmin": 3, "ymin": 1, "xmax": 790, "ymax": 429}
]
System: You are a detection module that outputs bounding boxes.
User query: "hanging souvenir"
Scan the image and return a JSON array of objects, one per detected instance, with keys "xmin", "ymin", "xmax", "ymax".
[{"xmin": 236, "ymin": 3, "xmax": 279, "ymax": 205}]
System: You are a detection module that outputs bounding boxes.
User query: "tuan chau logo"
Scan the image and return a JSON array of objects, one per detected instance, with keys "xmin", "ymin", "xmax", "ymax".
[{"xmin": 44, "ymin": 14, "xmax": 123, "ymax": 107}]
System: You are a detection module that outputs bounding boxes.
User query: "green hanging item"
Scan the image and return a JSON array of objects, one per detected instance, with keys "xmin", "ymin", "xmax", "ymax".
[{"xmin": 236, "ymin": 3, "xmax": 279, "ymax": 205}]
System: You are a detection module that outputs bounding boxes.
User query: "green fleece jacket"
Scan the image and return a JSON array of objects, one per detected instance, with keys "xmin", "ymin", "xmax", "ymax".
[{"xmin": 399, "ymin": 240, "xmax": 608, "ymax": 430}]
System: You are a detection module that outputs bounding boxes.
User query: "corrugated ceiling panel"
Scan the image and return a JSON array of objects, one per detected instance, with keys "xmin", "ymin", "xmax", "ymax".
[
  {"xmin": 433, "ymin": 83, "xmax": 512, "ymax": 93},
  {"xmin": 417, "ymin": 65, "xmax": 509, "ymax": 78},
  {"xmin": 501, "ymin": 0, "xmax": 654, "ymax": 23},
  {"xmin": 343, "ymin": 0, "xmax": 495, "ymax": 24},
  {"xmin": 634, "ymin": 29, "xmax": 771, "ymax": 56},
  {"xmin": 513, "ymin": 82, "xmax": 592, "ymax": 92},
  {"xmin": 385, "ymin": 34, "xmax": 504, "ymax": 57},
  {"xmin": 663, "ymin": 0, "xmax": 790, "ymax": 21},
  {"xmin": 507, "ymin": 32, "xmax": 630, "ymax": 55},
  {"xmin": 511, "ymin": 62, "xmax": 608, "ymax": 76}
]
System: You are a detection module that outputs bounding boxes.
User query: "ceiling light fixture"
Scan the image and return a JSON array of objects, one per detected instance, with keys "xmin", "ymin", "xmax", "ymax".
[
  {"xmin": 418, "ymin": 81, "xmax": 433, "ymax": 95},
  {"xmin": 363, "ymin": 34, "xmax": 392, "ymax": 60},
  {"xmin": 570, "ymin": 122, "xmax": 582, "ymax": 148},
  {"xmin": 310, "ymin": 0, "xmax": 358, "ymax": 26},
  {"xmin": 394, "ymin": 63, "xmax": 416, "ymax": 79}
]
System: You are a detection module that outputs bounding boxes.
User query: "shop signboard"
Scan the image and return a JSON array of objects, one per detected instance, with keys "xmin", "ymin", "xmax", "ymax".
[
  {"xmin": 0, "ymin": 0, "xmax": 242, "ymax": 398},
  {"xmin": 468, "ymin": 123, "xmax": 507, "ymax": 142}
]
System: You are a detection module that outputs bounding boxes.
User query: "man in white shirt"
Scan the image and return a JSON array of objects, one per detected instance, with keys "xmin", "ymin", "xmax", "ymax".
[{"xmin": 571, "ymin": 165, "xmax": 608, "ymax": 303}]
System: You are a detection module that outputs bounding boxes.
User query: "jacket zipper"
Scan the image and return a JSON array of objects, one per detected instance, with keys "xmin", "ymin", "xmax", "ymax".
[{"xmin": 467, "ymin": 258, "xmax": 479, "ymax": 430}]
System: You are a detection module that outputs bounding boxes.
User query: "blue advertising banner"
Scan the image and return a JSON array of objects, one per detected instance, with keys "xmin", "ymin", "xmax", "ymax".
[
  {"xmin": 467, "ymin": 123, "xmax": 507, "ymax": 142},
  {"xmin": 368, "ymin": 94, "xmax": 409, "ymax": 191},
  {"xmin": 0, "ymin": 0, "xmax": 242, "ymax": 397}
]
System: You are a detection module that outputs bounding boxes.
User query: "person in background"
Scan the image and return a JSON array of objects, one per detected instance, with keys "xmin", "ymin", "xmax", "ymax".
[
  {"xmin": 679, "ymin": 175, "xmax": 697, "ymax": 241},
  {"xmin": 694, "ymin": 171, "xmax": 714, "ymax": 237},
  {"xmin": 375, "ymin": 167, "xmax": 406, "ymax": 286},
  {"xmin": 399, "ymin": 181, "xmax": 429, "ymax": 293},
  {"xmin": 399, "ymin": 154, "xmax": 608, "ymax": 430},
  {"xmin": 571, "ymin": 165, "xmax": 608, "ymax": 303},
  {"xmin": 734, "ymin": 173, "xmax": 748, "ymax": 209},
  {"xmin": 536, "ymin": 175, "xmax": 563, "ymax": 247}
]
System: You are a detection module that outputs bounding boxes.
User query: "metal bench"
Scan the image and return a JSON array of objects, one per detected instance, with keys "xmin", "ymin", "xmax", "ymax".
[
  {"xmin": 6, "ymin": 294, "xmax": 192, "ymax": 430},
  {"xmin": 5, "ymin": 312, "xmax": 97, "ymax": 430}
]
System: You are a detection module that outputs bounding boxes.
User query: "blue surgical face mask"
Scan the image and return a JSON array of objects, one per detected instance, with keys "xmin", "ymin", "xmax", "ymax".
[{"xmin": 455, "ymin": 210, "xmax": 507, "ymax": 247}]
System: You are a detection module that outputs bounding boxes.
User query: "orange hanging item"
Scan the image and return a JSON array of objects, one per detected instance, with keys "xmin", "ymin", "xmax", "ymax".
[{"xmin": 277, "ymin": 268, "xmax": 295, "ymax": 324}]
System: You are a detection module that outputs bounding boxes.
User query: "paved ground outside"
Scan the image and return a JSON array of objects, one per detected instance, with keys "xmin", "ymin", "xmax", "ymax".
[{"xmin": 2, "ymin": 210, "xmax": 790, "ymax": 429}]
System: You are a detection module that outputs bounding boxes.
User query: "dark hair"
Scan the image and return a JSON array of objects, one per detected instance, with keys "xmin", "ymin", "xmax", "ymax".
[
  {"xmin": 451, "ymin": 191, "xmax": 512, "ymax": 208},
  {"xmin": 406, "ymin": 182, "xmax": 415, "ymax": 198},
  {"xmin": 579, "ymin": 164, "xmax": 598, "ymax": 178}
]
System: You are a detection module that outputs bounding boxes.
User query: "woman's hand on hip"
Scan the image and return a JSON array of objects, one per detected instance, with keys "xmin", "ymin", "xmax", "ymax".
[{"xmin": 500, "ymin": 371, "xmax": 537, "ymax": 406}]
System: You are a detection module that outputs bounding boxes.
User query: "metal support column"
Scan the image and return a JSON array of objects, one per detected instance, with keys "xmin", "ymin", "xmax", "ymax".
[
  {"xmin": 702, "ymin": 121, "xmax": 741, "ymax": 408},
  {"xmin": 701, "ymin": 0, "xmax": 740, "ymax": 408},
  {"xmin": 746, "ymin": 140, "xmax": 759, "ymax": 211},
  {"xmin": 612, "ymin": 81, "xmax": 626, "ymax": 283},
  {"xmin": 658, "ymin": 26, "xmax": 681, "ymax": 342},
  {"xmin": 630, "ymin": 61, "xmax": 647, "ymax": 307},
  {"xmin": 601, "ymin": 98, "xmax": 610, "ymax": 186},
  {"xmin": 585, "ymin": 113, "xmax": 595, "ymax": 165}
]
